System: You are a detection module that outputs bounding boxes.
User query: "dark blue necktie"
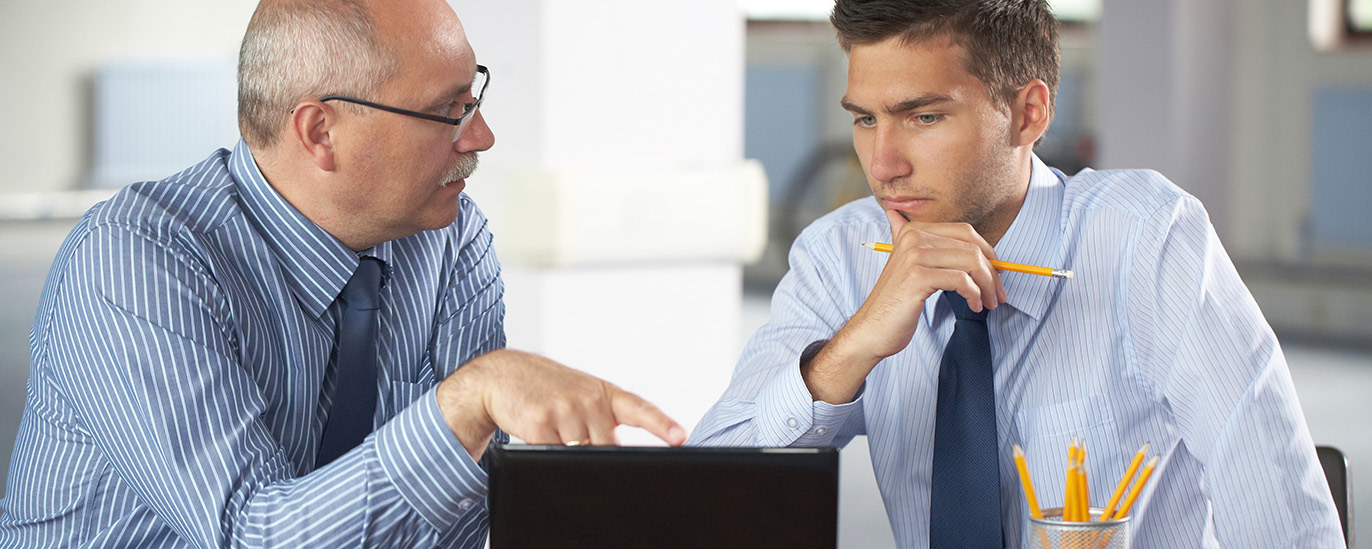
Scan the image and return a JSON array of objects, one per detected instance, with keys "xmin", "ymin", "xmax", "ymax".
[
  {"xmin": 929, "ymin": 292, "xmax": 1002, "ymax": 548},
  {"xmin": 316, "ymin": 257, "xmax": 383, "ymax": 468}
]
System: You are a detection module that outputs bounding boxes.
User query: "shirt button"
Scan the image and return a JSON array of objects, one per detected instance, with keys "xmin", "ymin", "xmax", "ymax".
[
  {"xmin": 458, "ymin": 498, "xmax": 476, "ymax": 511},
  {"xmin": 787, "ymin": 418, "xmax": 799, "ymax": 429},
  {"xmin": 815, "ymin": 426, "xmax": 827, "ymax": 436}
]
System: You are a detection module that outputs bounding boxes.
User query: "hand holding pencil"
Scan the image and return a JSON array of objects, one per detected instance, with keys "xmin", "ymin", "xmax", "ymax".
[{"xmin": 862, "ymin": 242, "xmax": 1074, "ymax": 279}]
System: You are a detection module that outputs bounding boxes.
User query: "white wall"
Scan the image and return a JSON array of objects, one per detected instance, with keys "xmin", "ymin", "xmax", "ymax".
[
  {"xmin": 451, "ymin": 0, "xmax": 759, "ymax": 447},
  {"xmin": 1097, "ymin": 0, "xmax": 1235, "ymax": 242},
  {"xmin": 0, "ymin": 1, "xmax": 257, "ymax": 193}
]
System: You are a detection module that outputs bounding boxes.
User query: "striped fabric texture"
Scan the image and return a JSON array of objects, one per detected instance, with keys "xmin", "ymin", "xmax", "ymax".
[
  {"xmin": 0, "ymin": 140, "xmax": 507, "ymax": 547},
  {"xmin": 690, "ymin": 155, "xmax": 1344, "ymax": 548}
]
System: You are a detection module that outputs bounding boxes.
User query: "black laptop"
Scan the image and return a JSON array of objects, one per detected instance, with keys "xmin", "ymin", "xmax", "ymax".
[{"xmin": 487, "ymin": 445, "xmax": 840, "ymax": 549}]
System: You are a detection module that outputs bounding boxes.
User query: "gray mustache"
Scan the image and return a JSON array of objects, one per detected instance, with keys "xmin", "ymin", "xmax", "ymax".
[{"xmin": 443, "ymin": 152, "xmax": 479, "ymax": 186}]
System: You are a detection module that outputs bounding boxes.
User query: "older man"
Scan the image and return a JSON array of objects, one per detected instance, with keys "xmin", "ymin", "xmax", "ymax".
[{"xmin": 0, "ymin": 0, "xmax": 684, "ymax": 546}]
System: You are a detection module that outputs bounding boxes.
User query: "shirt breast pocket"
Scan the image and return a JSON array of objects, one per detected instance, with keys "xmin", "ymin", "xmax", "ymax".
[
  {"xmin": 1014, "ymin": 394, "xmax": 1124, "ymax": 511},
  {"xmin": 389, "ymin": 380, "xmax": 431, "ymax": 418}
]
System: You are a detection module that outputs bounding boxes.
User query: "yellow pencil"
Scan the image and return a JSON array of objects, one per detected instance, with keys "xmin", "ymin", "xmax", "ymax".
[
  {"xmin": 1116, "ymin": 456, "xmax": 1160, "ymax": 518},
  {"xmin": 1015, "ymin": 445, "xmax": 1056, "ymax": 548},
  {"xmin": 1012, "ymin": 444, "xmax": 1044, "ymax": 519},
  {"xmin": 1065, "ymin": 438, "xmax": 1080, "ymax": 521},
  {"xmin": 861, "ymin": 242, "xmax": 1074, "ymax": 279},
  {"xmin": 1098, "ymin": 443, "xmax": 1149, "ymax": 521},
  {"xmin": 1076, "ymin": 439, "xmax": 1089, "ymax": 521},
  {"xmin": 1071, "ymin": 462, "xmax": 1087, "ymax": 522}
]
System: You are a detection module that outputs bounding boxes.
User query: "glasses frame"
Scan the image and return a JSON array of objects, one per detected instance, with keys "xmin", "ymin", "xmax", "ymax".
[{"xmin": 318, "ymin": 65, "xmax": 489, "ymax": 142}]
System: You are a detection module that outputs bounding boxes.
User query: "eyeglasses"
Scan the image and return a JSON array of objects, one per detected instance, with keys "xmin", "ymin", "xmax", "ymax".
[{"xmin": 319, "ymin": 65, "xmax": 489, "ymax": 143}]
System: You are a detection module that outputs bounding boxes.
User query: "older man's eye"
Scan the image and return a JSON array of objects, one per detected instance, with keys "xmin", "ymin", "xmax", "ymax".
[
  {"xmin": 915, "ymin": 114, "xmax": 943, "ymax": 125},
  {"xmin": 438, "ymin": 101, "xmax": 462, "ymax": 115}
]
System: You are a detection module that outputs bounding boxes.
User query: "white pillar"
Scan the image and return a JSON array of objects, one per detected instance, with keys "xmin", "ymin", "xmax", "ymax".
[
  {"xmin": 1097, "ymin": 0, "xmax": 1235, "ymax": 239},
  {"xmin": 452, "ymin": 0, "xmax": 764, "ymax": 444}
]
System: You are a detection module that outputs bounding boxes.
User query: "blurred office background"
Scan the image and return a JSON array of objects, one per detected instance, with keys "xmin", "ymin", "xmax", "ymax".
[{"xmin": 2, "ymin": 0, "xmax": 1371, "ymax": 546}]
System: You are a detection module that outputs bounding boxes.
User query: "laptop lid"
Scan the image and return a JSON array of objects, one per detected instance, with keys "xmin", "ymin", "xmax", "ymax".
[{"xmin": 487, "ymin": 445, "xmax": 839, "ymax": 549}]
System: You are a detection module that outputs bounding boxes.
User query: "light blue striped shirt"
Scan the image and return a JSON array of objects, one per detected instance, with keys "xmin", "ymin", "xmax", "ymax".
[
  {"xmin": 691, "ymin": 155, "xmax": 1344, "ymax": 547},
  {"xmin": 0, "ymin": 140, "xmax": 507, "ymax": 547}
]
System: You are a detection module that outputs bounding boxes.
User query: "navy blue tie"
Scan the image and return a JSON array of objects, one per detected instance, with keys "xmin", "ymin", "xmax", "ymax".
[
  {"xmin": 929, "ymin": 292, "xmax": 1002, "ymax": 548},
  {"xmin": 316, "ymin": 257, "xmax": 383, "ymax": 468}
]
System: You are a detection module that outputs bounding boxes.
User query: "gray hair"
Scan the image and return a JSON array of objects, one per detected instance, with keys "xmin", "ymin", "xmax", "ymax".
[{"xmin": 237, "ymin": 0, "xmax": 398, "ymax": 148}]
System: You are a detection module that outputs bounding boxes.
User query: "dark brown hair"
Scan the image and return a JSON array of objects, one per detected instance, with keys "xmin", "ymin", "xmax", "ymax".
[{"xmin": 831, "ymin": 0, "xmax": 1060, "ymax": 120}]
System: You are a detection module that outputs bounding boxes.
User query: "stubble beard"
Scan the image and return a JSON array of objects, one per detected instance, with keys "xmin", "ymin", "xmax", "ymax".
[{"xmin": 955, "ymin": 153, "xmax": 1014, "ymax": 236}]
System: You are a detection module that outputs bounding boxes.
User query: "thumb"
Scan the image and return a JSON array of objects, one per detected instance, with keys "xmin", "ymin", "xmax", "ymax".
[{"xmin": 884, "ymin": 209, "xmax": 908, "ymax": 242}]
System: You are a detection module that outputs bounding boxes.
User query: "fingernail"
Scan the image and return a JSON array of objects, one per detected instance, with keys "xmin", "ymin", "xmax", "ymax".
[{"xmin": 669, "ymin": 426, "xmax": 687, "ymax": 442}]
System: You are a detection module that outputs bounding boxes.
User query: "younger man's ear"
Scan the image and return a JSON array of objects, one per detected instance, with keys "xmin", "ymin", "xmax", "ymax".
[{"xmin": 1012, "ymin": 79, "xmax": 1051, "ymax": 147}]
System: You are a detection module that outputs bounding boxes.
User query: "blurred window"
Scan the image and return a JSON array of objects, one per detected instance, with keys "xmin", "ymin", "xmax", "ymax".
[
  {"xmin": 1050, "ymin": 0, "xmax": 1102, "ymax": 22},
  {"xmin": 1352, "ymin": 0, "xmax": 1372, "ymax": 32},
  {"xmin": 741, "ymin": 0, "xmax": 1102, "ymax": 23}
]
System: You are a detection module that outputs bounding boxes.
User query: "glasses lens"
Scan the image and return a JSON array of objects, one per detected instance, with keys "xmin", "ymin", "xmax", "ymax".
[{"xmin": 450, "ymin": 68, "xmax": 489, "ymax": 143}]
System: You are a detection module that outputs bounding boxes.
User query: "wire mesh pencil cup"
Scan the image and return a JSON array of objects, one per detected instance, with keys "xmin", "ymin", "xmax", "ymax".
[{"xmin": 1028, "ymin": 507, "xmax": 1130, "ymax": 549}]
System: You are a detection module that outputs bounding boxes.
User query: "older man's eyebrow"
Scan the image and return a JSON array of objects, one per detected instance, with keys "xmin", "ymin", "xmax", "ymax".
[
  {"xmin": 441, "ymin": 81, "xmax": 474, "ymax": 103},
  {"xmin": 453, "ymin": 80, "xmax": 474, "ymax": 97}
]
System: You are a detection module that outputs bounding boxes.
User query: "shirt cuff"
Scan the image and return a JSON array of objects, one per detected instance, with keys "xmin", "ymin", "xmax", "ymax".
[
  {"xmin": 754, "ymin": 356, "xmax": 863, "ymax": 447},
  {"xmin": 374, "ymin": 386, "xmax": 488, "ymax": 533}
]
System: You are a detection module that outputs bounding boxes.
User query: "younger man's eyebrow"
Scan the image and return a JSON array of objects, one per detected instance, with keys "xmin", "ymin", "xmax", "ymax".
[
  {"xmin": 840, "ymin": 94, "xmax": 954, "ymax": 116},
  {"xmin": 840, "ymin": 97, "xmax": 869, "ymax": 115},
  {"xmin": 886, "ymin": 94, "xmax": 953, "ymax": 114}
]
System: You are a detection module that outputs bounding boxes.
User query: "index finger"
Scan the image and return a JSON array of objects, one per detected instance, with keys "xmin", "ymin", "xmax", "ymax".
[
  {"xmin": 895, "ymin": 222, "xmax": 1008, "ymax": 305},
  {"xmin": 900, "ymin": 222, "xmax": 1001, "ymax": 264},
  {"xmin": 609, "ymin": 390, "xmax": 687, "ymax": 446}
]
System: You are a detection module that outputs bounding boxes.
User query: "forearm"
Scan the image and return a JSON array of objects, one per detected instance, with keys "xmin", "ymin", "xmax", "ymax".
[
  {"xmin": 691, "ymin": 347, "xmax": 864, "ymax": 448},
  {"xmin": 799, "ymin": 329, "xmax": 882, "ymax": 405},
  {"xmin": 122, "ymin": 387, "xmax": 487, "ymax": 547},
  {"xmin": 234, "ymin": 440, "xmax": 443, "ymax": 546}
]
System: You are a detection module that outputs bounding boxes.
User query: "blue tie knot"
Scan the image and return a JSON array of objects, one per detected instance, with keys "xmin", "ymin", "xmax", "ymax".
[
  {"xmin": 943, "ymin": 291, "xmax": 988, "ymax": 322},
  {"xmin": 343, "ymin": 257, "xmax": 384, "ymax": 311}
]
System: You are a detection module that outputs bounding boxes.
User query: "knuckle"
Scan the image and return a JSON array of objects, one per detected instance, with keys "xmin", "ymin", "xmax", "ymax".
[
  {"xmin": 528, "ymin": 409, "xmax": 554, "ymax": 429},
  {"xmin": 580, "ymin": 389, "xmax": 607, "ymax": 410}
]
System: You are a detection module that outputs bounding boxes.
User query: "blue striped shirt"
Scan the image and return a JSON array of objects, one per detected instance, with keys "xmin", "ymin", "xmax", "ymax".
[
  {"xmin": 0, "ymin": 140, "xmax": 507, "ymax": 547},
  {"xmin": 690, "ymin": 155, "xmax": 1344, "ymax": 547}
]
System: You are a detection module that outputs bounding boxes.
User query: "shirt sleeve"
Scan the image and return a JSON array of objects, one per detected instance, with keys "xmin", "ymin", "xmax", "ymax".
[
  {"xmin": 37, "ymin": 222, "xmax": 478, "ymax": 547},
  {"xmin": 1127, "ymin": 196, "xmax": 1344, "ymax": 546},
  {"xmin": 689, "ymin": 225, "xmax": 866, "ymax": 448}
]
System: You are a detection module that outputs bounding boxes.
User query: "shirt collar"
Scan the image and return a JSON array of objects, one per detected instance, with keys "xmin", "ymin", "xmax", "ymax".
[
  {"xmin": 923, "ymin": 153, "xmax": 1066, "ymax": 325},
  {"xmin": 228, "ymin": 139, "xmax": 375, "ymax": 319}
]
